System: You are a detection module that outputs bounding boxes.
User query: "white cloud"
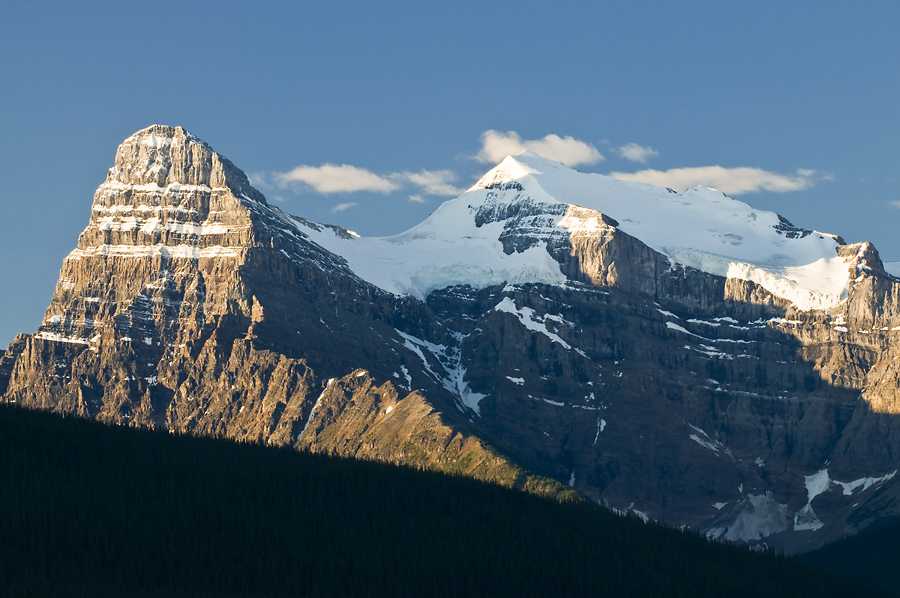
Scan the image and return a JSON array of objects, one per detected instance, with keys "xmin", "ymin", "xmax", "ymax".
[
  {"xmin": 609, "ymin": 166, "xmax": 815, "ymax": 195},
  {"xmin": 617, "ymin": 143, "xmax": 659, "ymax": 163},
  {"xmin": 889, "ymin": 200, "xmax": 900, "ymax": 209},
  {"xmin": 476, "ymin": 130, "xmax": 604, "ymax": 167},
  {"xmin": 274, "ymin": 164, "xmax": 400, "ymax": 194},
  {"xmin": 398, "ymin": 169, "xmax": 466, "ymax": 196},
  {"xmin": 268, "ymin": 165, "xmax": 464, "ymax": 198},
  {"xmin": 331, "ymin": 202, "xmax": 357, "ymax": 212},
  {"xmin": 247, "ymin": 172, "xmax": 268, "ymax": 187},
  {"xmin": 409, "ymin": 194, "xmax": 426, "ymax": 204}
]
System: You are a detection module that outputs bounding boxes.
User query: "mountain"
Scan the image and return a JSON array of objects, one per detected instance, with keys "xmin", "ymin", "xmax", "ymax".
[{"xmin": 3, "ymin": 125, "xmax": 900, "ymax": 553}]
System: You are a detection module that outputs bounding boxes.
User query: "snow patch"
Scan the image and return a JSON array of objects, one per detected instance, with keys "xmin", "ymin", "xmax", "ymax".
[
  {"xmin": 592, "ymin": 417, "xmax": 607, "ymax": 447},
  {"xmin": 804, "ymin": 469, "xmax": 832, "ymax": 502},
  {"xmin": 67, "ymin": 244, "xmax": 241, "ymax": 260},
  {"xmin": 834, "ymin": 470, "xmax": 897, "ymax": 496},
  {"xmin": 794, "ymin": 505, "xmax": 824, "ymax": 531},
  {"xmin": 719, "ymin": 492, "xmax": 790, "ymax": 541},
  {"xmin": 631, "ymin": 509, "xmax": 650, "ymax": 524},
  {"xmin": 794, "ymin": 469, "xmax": 831, "ymax": 531},
  {"xmin": 687, "ymin": 425, "xmax": 733, "ymax": 458},
  {"xmin": 399, "ymin": 365, "xmax": 412, "ymax": 390},
  {"xmin": 298, "ymin": 379, "xmax": 333, "ymax": 440},
  {"xmin": 34, "ymin": 332, "xmax": 89, "ymax": 345},
  {"xmin": 673, "ymin": 251, "xmax": 851, "ymax": 311},
  {"xmin": 690, "ymin": 434, "xmax": 720, "ymax": 453},
  {"xmin": 396, "ymin": 330, "xmax": 485, "ymax": 415},
  {"xmin": 666, "ymin": 322, "xmax": 701, "ymax": 337},
  {"xmin": 687, "ymin": 318, "xmax": 720, "ymax": 327},
  {"xmin": 494, "ymin": 297, "xmax": 572, "ymax": 349}
]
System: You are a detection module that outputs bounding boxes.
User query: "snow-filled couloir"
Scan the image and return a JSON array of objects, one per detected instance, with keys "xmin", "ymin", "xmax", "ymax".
[{"xmin": 293, "ymin": 151, "xmax": 855, "ymax": 310}]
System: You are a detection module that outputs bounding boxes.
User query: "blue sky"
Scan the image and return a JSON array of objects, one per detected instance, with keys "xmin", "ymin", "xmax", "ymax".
[{"xmin": 2, "ymin": 1, "xmax": 898, "ymax": 347}]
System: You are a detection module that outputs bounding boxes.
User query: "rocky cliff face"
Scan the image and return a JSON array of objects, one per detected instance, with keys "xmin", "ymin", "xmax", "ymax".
[
  {"xmin": 3, "ymin": 125, "xmax": 899, "ymax": 552},
  {"xmin": 0, "ymin": 126, "xmax": 570, "ymax": 500}
]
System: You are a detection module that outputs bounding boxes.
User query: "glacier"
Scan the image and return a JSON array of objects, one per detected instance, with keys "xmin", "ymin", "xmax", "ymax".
[{"xmin": 289, "ymin": 151, "xmax": 855, "ymax": 311}]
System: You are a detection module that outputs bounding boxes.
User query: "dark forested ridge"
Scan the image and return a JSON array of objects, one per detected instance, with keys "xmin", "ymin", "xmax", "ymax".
[
  {"xmin": 0, "ymin": 405, "xmax": 883, "ymax": 597},
  {"xmin": 799, "ymin": 518, "xmax": 900, "ymax": 596}
]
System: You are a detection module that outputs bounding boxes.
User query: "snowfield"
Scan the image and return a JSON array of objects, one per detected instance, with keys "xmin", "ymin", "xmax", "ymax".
[{"xmin": 291, "ymin": 152, "xmax": 860, "ymax": 310}]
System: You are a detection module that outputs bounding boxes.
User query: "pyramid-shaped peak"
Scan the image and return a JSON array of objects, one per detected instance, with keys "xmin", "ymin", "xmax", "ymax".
[
  {"xmin": 471, "ymin": 152, "xmax": 547, "ymax": 191},
  {"xmin": 107, "ymin": 126, "xmax": 264, "ymax": 203},
  {"xmin": 472, "ymin": 150, "xmax": 613, "ymax": 194}
]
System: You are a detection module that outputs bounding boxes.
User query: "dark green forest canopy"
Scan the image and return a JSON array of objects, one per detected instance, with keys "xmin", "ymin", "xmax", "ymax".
[
  {"xmin": 0, "ymin": 405, "xmax": 883, "ymax": 597},
  {"xmin": 799, "ymin": 516, "xmax": 900, "ymax": 596}
]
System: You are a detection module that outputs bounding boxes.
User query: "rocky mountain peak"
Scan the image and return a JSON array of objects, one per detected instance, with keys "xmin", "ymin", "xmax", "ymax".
[
  {"xmin": 74, "ymin": 126, "xmax": 259, "ymax": 264},
  {"xmin": 29, "ymin": 126, "xmax": 282, "ymax": 352},
  {"xmin": 107, "ymin": 124, "xmax": 265, "ymax": 204},
  {"xmin": 27, "ymin": 126, "xmax": 359, "ymax": 357}
]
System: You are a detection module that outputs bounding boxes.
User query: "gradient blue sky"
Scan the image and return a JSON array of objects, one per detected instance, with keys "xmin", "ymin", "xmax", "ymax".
[{"xmin": 2, "ymin": 1, "xmax": 898, "ymax": 347}]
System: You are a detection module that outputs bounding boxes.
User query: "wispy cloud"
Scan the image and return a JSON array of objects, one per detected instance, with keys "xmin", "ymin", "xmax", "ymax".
[
  {"xmin": 267, "ymin": 165, "xmax": 465, "ymax": 201},
  {"xmin": 398, "ymin": 170, "xmax": 466, "ymax": 196},
  {"xmin": 889, "ymin": 200, "xmax": 900, "ymax": 209},
  {"xmin": 617, "ymin": 143, "xmax": 659, "ymax": 163},
  {"xmin": 609, "ymin": 166, "xmax": 815, "ymax": 195},
  {"xmin": 476, "ymin": 130, "xmax": 604, "ymax": 167},
  {"xmin": 273, "ymin": 164, "xmax": 400, "ymax": 194},
  {"xmin": 409, "ymin": 194, "xmax": 426, "ymax": 204},
  {"xmin": 331, "ymin": 202, "xmax": 357, "ymax": 212}
]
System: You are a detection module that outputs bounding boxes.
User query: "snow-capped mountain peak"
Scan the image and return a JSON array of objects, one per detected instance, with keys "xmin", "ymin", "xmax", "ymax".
[{"xmin": 299, "ymin": 151, "xmax": 856, "ymax": 310}]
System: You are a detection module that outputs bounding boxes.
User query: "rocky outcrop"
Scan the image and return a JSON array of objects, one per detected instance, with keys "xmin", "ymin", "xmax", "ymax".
[{"xmin": 4, "ymin": 125, "xmax": 899, "ymax": 553}]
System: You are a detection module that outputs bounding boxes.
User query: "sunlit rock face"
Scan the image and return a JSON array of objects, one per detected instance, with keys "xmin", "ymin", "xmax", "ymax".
[
  {"xmin": 3, "ymin": 126, "xmax": 900, "ymax": 553},
  {"xmin": 0, "ymin": 125, "xmax": 565, "ymax": 499}
]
